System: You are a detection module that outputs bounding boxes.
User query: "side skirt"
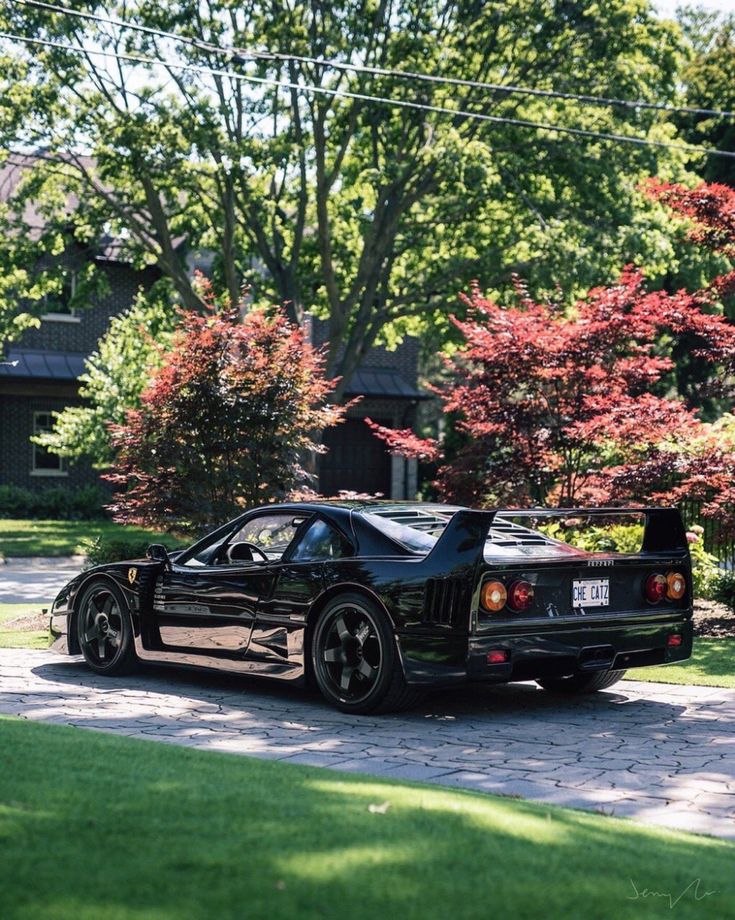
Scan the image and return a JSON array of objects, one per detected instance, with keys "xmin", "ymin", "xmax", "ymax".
[{"xmin": 132, "ymin": 633, "xmax": 305, "ymax": 682}]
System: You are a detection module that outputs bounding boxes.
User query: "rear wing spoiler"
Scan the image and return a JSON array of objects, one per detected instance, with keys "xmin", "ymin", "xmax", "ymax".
[{"xmin": 424, "ymin": 506, "xmax": 689, "ymax": 573}]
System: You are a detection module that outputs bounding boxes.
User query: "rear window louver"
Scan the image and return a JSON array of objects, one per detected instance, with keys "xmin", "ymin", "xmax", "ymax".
[
  {"xmin": 367, "ymin": 507, "xmax": 452, "ymax": 534},
  {"xmin": 487, "ymin": 518, "xmax": 550, "ymax": 547},
  {"xmin": 422, "ymin": 576, "xmax": 468, "ymax": 627},
  {"xmin": 367, "ymin": 506, "xmax": 553, "ymax": 548}
]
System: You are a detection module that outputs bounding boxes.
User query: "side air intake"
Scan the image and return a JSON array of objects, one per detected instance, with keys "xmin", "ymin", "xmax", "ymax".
[{"xmin": 422, "ymin": 577, "xmax": 469, "ymax": 627}]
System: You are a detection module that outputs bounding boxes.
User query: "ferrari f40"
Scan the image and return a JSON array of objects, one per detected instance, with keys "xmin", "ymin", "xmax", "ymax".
[{"xmin": 50, "ymin": 502, "xmax": 693, "ymax": 713}]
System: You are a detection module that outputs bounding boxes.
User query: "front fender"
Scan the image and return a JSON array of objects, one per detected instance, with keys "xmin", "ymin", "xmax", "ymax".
[{"xmin": 53, "ymin": 562, "xmax": 161, "ymax": 654}]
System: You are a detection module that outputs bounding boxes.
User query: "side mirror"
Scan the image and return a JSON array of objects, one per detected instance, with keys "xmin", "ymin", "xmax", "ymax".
[{"xmin": 146, "ymin": 543, "xmax": 171, "ymax": 567}]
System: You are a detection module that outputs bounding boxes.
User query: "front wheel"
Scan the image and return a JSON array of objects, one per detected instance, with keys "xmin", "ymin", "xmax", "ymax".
[
  {"xmin": 76, "ymin": 579, "xmax": 137, "ymax": 676},
  {"xmin": 536, "ymin": 669, "xmax": 626, "ymax": 694},
  {"xmin": 311, "ymin": 593, "xmax": 419, "ymax": 714}
]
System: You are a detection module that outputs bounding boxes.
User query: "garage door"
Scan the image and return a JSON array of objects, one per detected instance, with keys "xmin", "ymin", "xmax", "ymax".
[{"xmin": 319, "ymin": 418, "xmax": 392, "ymax": 497}]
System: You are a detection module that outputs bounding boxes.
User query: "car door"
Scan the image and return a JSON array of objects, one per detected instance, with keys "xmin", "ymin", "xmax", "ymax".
[
  {"xmin": 152, "ymin": 512, "xmax": 303, "ymax": 659},
  {"xmin": 249, "ymin": 516, "xmax": 353, "ymax": 667}
]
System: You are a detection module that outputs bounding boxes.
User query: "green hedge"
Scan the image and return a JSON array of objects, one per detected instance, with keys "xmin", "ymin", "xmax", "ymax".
[
  {"xmin": 0, "ymin": 484, "xmax": 109, "ymax": 520},
  {"xmin": 83, "ymin": 535, "xmax": 181, "ymax": 568},
  {"xmin": 540, "ymin": 518, "xmax": 722, "ymax": 600}
]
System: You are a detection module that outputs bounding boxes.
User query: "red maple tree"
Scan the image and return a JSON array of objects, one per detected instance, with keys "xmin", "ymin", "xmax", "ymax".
[
  {"xmin": 370, "ymin": 181, "xmax": 735, "ymax": 529},
  {"xmin": 107, "ymin": 296, "xmax": 345, "ymax": 528}
]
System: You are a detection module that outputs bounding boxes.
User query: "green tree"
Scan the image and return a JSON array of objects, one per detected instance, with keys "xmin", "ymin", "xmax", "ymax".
[
  {"xmin": 0, "ymin": 0, "xmax": 699, "ymax": 390},
  {"xmin": 676, "ymin": 5, "xmax": 735, "ymax": 186},
  {"xmin": 32, "ymin": 283, "xmax": 177, "ymax": 466},
  {"xmin": 0, "ymin": 50, "xmax": 97, "ymax": 346}
]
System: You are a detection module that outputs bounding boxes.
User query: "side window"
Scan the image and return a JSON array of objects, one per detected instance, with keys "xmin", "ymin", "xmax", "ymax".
[
  {"xmin": 41, "ymin": 269, "xmax": 80, "ymax": 321},
  {"xmin": 231, "ymin": 514, "xmax": 305, "ymax": 561},
  {"xmin": 181, "ymin": 521, "xmax": 241, "ymax": 567},
  {"xmin": 32, "ymin": 412, "xmax": 66, "ymax": 476},
  {"xmin": 290, "ymin": 519, "xmax": 349, "ymax": 562}
]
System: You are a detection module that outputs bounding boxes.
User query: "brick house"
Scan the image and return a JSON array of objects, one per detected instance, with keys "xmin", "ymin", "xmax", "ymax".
[
  {"xmin": 0, "ymin": 167, "xmax": 425, "ymax": 500},
  {"xmin": 0, "ymin": 298, "xmax": 425, "ymax": 498},
  {"xmin": 318, "ymin": 330, "xmax": 425, "ymax": 499},
  {"xmin": 0, "ymin": 258, "xmax": 160, "ymax": 493}
]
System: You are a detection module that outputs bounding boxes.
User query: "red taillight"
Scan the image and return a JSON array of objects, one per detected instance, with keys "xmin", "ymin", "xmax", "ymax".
[
  {"xmin": 644, "ymin": 573, "xmax": 667, "ymax": 604},
  {"xmin": 487, "ymin": 649, "xmax": 509, "ymax": 664},
  {"xmin": 667, "ymin": 634, "xmax": 683, "ymax": 648},
  {"xmin": 508, "ymin": 580, "xmax": 534, "ymax": 612}
]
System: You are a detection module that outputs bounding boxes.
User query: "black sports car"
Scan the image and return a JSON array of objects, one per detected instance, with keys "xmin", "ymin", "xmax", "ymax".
[{"xmin": 50, "ymin": 501, "xmax": 693, "ymax": 713}]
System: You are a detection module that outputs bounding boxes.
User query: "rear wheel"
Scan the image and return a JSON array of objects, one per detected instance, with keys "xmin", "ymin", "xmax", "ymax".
[
  {"xmin": 311, "ymin": 593, "xmax": 419, "ymax": 714},
  {"xmin": 536, "ymin": 669, "xmax": 626, "ymax": 694},
  {"xmin": 76, "ymin": 580, "xmax": 137, "ymax": 676}
]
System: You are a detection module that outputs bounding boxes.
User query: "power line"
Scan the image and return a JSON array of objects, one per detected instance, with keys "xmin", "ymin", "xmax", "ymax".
[
  {"xmin": 2, "ymin": 29, "xmax": 735, "ymax": 160},
  {"xmin": 9, "ymin": 0, "xmax": 735, "ymax": 122},
  {"xmin": 8, "ymin": 0, "xmax": 212, "ymax": 56}
]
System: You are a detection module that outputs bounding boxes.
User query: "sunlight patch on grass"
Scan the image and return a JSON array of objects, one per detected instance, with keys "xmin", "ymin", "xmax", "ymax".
[
  {"xmin": 0, "ymin": 603, "xmax": 50, "ymax": 649},
  {"xmin": 306, "ymin": 778, "xmax": 567, "ymax": 843},
  {"xmin": 0, "ymin": 603, "xmax": 43, "ymax": 623},
  {"xmin": 278, "ymin": 842, "xmax": 412, "ymax": 879},
  {"xmin": 0, "ymin": 630, "xmax": 50, "ymax": 649},
  {"xmin": 0, "ymin": 519, "xmax": 185, "ymax": 557},
  {"xmin": 626, "ymin": 639, "xmax": 735, "ymax": 688}
]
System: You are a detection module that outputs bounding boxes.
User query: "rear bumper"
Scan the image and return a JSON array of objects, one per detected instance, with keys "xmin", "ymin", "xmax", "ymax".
[{"xmin": 467, "ymin": 614, "xmax": 693, "ymax": 682}]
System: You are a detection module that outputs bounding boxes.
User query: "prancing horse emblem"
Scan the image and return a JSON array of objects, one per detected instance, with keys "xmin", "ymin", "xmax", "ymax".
[{"xmin": 128, "ymin": 567, "xmax": 138, "ymax": 585}]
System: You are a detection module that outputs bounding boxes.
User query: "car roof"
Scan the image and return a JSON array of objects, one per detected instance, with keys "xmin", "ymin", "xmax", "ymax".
[
  {"xmin": 263, "ymin": 500, "xmax": 466, "ymax": 514},
  {"xmin": 245, "ymin": 501, "xmax": 466, "ymax": 555}
]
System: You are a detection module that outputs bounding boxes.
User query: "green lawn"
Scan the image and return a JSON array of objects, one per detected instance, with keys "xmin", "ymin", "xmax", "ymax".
[
  {"xmin": 0, "ymin": 628, "xmax": 49, "ymax": 649},
  {"xmin": 0, "ymin": 604, "xmax": 50, "ymax": 649},
  {"xmin": 0, "ymin": 518, "xmax": 186, "ymax": 557},
  {"xmin": 625, "ymin": 638, "xmax": 735, "ymax": 688},
  {"xmin": 0, "ymin": 716, "xmax": 732, "ymax": 920}
]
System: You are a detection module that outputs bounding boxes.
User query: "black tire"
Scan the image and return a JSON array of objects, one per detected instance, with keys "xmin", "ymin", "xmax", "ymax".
[
  {"xmin": 75, "ymin": 579, "xmax": 137, "ymax": 676},
  {"xmin": 311, "ymin": 593, "xmax": 420, "ymax": 714},
  {"xmin": 536, "ymin": 669, "xmax": 627, "ymax": 694}
]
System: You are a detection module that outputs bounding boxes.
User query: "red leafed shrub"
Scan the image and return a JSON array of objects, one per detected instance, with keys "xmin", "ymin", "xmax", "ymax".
[
  {"xmin": 106, "ymin": 302, "xmax": 345, "ymax": 528},
  {"xmin": 364, "ymin": 419, "xmax": 441, "ymax": 462},
  {"xmin": 645, "ymin": 180, "xmax": 735, "ymax": 259},
  {"xmin": 370, "ymin": 265, "xmax": 735, "ymax": 522},
  {"xmin": 645, "ymin": 180, "xmax": 735, "ymax": 303}
]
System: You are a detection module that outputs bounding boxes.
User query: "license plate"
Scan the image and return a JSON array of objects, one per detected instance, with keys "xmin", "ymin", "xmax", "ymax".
[{"xmin": 572, "ymin": 578, "xmax": 609, "ymax": 608}]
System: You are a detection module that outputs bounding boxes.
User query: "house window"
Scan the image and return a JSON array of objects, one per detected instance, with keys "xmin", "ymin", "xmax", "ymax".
[
  {"xmin": 41, "ymin": 270, "xmax": 81, "ymax": 323},
  {"xmin": 31, "ymin": 412, "xmax": 66, "ymax": 476}
]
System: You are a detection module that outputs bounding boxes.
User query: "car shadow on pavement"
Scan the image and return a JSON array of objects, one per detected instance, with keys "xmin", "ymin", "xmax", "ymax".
[{"xmin": 27, "ymin": 656, "xmax": 691, "ymax": 725}]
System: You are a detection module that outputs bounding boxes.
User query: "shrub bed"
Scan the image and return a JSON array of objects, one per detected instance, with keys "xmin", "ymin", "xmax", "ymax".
[{"xmin": 0, "ymin": 484, "xmax": 109, "ymax": 520}]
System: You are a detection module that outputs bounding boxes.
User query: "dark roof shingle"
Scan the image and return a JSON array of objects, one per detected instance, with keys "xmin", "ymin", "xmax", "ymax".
[
  {"xmin": 0, "ymin": 349, "xmax": 86, "ymax": 380},
  {"xmin": 343, "ymin": 367, "xmax": 428, "ymax": 399}
]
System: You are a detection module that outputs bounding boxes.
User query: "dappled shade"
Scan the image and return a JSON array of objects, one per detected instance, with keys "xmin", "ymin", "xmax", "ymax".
[{"xmin": 1, "ymin": 715, "xmax": 733, "ymax": 919}]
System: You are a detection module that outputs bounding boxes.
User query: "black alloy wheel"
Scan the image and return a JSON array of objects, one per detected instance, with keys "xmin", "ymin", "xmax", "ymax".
[
  {"xmin": 311, "ymin": 593, "xmax": 419, "ymax": 714},
  {"xmin": 76, "ymin": 581, "xmax": 137, "ymax": 675}
]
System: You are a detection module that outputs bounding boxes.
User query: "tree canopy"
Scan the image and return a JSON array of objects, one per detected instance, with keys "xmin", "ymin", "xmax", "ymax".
[
  {"xmin": 370, "ymin": 181, "xmax": 735, "ymax": 532},
  {"xmin": 677, "ymin": 5, "xmax": 735, "ymax": 187},
  {"xmin": 0, "ymin": 0, "xmax": 705, "ymax": 384}
]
